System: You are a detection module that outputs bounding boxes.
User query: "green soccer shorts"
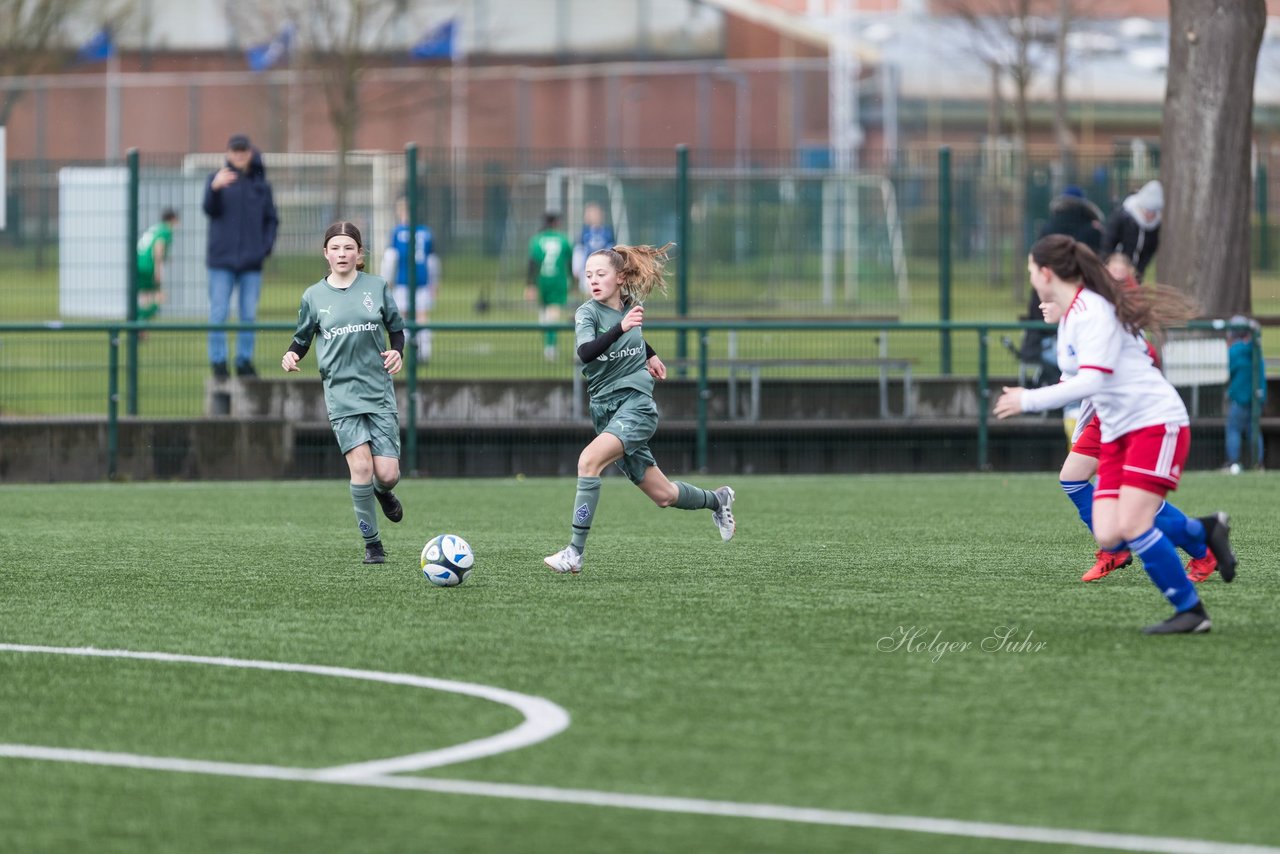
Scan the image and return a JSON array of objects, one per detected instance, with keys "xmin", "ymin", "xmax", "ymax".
[
  {"xmin": 590, "ymin": 389, "xmax": 659, "ymax": 484},
  {"xmin": 331, "ymin": 411, "xmax": 401, "ymax": 457}
]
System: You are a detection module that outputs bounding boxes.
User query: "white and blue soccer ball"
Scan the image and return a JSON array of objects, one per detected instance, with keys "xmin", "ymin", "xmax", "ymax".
[{"xmin": 421, "ymin": 534, "xmax": 474, "ymax": 587}]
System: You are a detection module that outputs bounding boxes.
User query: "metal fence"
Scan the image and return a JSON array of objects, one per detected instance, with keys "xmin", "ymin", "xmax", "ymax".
[
  {"xmin": 3, "ymin": 144, "xmax": 1276, "ymax": 331},
  {"xmin": 0, "ymin": 319, "xmax": 1266, "ymax": 481}
]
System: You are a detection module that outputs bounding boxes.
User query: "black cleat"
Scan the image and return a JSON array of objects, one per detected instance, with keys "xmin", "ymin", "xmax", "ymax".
[
  {"xmin": 212, "ymin": 361, "xmax": 230, "ymax": 381},
  {"xmin": 375, "ymin": 489, "xmax": 403, "ymax": 523},
  {"xmin": 1198, "ymin": 512, "xmax": 1237, "ymax": 583},
  {"xmin": 235, "ymin": 361, "xmax": 258, "ymax": 378},
  {"xmin": 1143, "ymin": 607, "xmax": 1212, "ymax": 635},
  {"xmin": 363, "ymin": 540, "xmax": 386, "ymax": 564}
]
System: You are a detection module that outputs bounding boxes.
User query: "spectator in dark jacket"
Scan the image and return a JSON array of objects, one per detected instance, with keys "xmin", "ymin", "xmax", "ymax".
[
  {"xmin": 203, "ymin": 133, "xmax": 279, "ymax": 379},
  {"xmin": 1102, "ymin": 179, "xmax": 1162, "ymax": 281},
  {"xmin": 1038, "ymin": 185, "xmax": 1104, "ymax": 252}
]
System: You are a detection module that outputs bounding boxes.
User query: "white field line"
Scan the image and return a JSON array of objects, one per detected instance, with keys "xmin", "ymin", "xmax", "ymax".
[
  {"xmin": 1, "ymin": 745, "xmax": 1277, "ymax": 854},
  {"xmin": 3, "ymin": 644, "xmax": 1278, "ymax": 854},
  {"xmin": 0, "ymin": 643, "xmax": 569, "ymax": 776}
]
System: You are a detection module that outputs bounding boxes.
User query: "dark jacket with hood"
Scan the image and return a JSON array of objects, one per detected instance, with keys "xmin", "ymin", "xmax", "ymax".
[
  {"xmin": 202, "ymin": 149, "xmax": 279, "ymax": 273},
  {"xmin": 1101, "ymin": 180, "xmax": 1163, "ymax": 279},
  {"xmin": 1037, "ymin": 192, "xmax": 1104, "ymax": 252}
]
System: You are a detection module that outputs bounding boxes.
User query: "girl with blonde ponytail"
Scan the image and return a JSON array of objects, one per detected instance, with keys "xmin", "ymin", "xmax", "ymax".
[{"xmin": 541, "ymin": 242, "xmax": 737, "ymax": 575}]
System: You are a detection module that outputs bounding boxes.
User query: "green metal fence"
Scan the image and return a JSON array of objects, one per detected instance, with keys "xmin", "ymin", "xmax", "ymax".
[
  {"xmin": 0, "ymin": 319, "xmax": 1265, "ymax": 481},
  {"xmin": 4, "ymin": 144, "xmax": 1278, "ymax": 334}
]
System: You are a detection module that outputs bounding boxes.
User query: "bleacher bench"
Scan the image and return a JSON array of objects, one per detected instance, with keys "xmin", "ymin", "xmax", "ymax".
[{"xmin": 1162, "ymin": 337, "xmax": 1228, "ymax": 416}]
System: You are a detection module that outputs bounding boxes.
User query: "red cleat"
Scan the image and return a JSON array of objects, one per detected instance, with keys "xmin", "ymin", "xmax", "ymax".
[
  {"xmin": 1082, "ymin": 549, "xmax": 1132, "ymax": 582},
  {"xmin": 1186, "ymin": 552, "xmax": 1218, "ymax": 583}
]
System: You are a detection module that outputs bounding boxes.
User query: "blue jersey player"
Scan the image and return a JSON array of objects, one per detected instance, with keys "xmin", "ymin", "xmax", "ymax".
[{"xmin": 380, "ymin": 196, "xmax": 439, "ymax": 362}]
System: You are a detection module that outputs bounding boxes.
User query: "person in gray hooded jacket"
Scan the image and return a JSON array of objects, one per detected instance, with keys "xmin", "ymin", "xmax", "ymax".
[{"xmin": 1102, "ymin": 179, "xmax": 1162, "ymax": 280}]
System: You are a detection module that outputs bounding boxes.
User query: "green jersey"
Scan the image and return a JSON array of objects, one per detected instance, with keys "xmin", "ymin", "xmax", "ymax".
[
  {"xmin": 136, "ymin": 222, "xmax": 172, "ymax": 275},
  {"xmin": 575, "ymin": 298, "xmax": 653, "ymax": 400},
  {"xmin": 528, "ymin": 229, "xmax": 574, "ymax": 289},
  {"xmin": 291, "ymin": 271, "xmax": 405, "ymax": 419}
]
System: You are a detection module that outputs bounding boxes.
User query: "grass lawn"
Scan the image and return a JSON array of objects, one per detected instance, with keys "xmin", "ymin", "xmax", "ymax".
[{"xmin": 1, "ymin": 473, "xmax": 1277, "ymax": 853}]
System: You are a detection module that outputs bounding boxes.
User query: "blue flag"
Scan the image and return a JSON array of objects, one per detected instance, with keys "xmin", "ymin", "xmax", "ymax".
[
  {"xmin": 75, "ymin": 29, "xmax": 115, "ymax": 64},
  {"xmin": 410, "ymin": 18, "xmax": 457, "ymax": 61},
  {"xmin": 246, "ymin": 23, "xmax": 295, "ymax": 73}
]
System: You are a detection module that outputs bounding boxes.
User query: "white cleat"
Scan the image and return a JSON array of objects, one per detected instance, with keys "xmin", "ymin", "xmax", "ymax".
[
  {"xmin": 711, "ymin": 486, "xmax": 736, "ymax": 541},
  {"xmin": 544, "ymin": 545, "xmax": 583, "ymax": 574}
]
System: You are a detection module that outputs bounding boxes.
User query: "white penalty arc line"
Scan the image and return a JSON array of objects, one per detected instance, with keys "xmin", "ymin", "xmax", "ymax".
[
  {"xmin": 0, "ymin": 643, "xmax": 570, "ymax": 778},
  {"xmin": 3, "ymin": 645, "xmax": 1277, "ymax": 854},
  {"xmin": 1, "ymin": 746, "xmax": 1276, "ymax": 854}
]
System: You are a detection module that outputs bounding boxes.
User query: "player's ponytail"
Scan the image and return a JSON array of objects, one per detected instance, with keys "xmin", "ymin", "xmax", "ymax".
[
  {"xmin": 592, "ymin": 243, "xmax": 674, "ymax": 303},
  {"xmin": 1031, "ymin": 234, "xmax": 1198, "ymax": 340}
]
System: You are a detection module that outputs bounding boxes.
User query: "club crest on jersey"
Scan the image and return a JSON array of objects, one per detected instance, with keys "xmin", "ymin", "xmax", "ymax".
[{"xmin": 362, "ymin": 292, "xmax": 375, "ymax": 313}]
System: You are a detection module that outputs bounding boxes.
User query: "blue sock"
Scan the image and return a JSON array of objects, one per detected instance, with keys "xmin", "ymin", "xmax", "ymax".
[
  {"xmin": 1153, "ymin": 501, "xmax": 1207, "ymax": 559},
  {"xmin": 1060, "ymin": 480, "xmax": 1093, "ymax": 530},
  {"xmin": 1128, "ymin": 527, "xmax": 1200, "ymax": 612}
]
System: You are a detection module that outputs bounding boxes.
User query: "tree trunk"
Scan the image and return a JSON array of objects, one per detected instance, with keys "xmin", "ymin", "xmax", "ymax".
[
  {"xmin": 1052, "ymin": 0, "xmax": 1074, "ymax": 185},
  {"xmin": 1160, "ymin": 0, "xmax": 1265, "ymax": 317}
]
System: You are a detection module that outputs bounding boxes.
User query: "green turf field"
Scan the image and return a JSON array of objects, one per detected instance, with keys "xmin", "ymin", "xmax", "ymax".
[{"xmin": 1, "ymin": 474, "xmax": 1277, "ymax": 853}]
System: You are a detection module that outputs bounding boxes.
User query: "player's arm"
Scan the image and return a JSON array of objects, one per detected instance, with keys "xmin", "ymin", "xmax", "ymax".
[
  {"xmin": 1019, "ymin": 369, "xmax": 1107, "ymax": 413},
  {"xmin": 153, "ymin": 238, "xmax": 168, "ymax": 285},
  {"xmin": 283, "ymin": 298, "xmax": 318, "ymax": 371},
  {"xmin": 645, "ymin": 341, "xmax": 666, "ymax": 380},
  {"xmin": 577, "ymin": 323, "xmax": 623, "ymax": 363},
  {"xmin": 380, "ymin": 284, "xmax": 406, "ymax": 374}
]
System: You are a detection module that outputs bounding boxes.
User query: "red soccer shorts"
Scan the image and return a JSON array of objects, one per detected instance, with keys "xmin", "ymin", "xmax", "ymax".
[
  {"xmin": 1095, "ymin": 423, "xmax": 1190, "ymax": 499},
  {"xmin": 1071, "ymin": 414, "xmax": 1103, "ymax": 459}
]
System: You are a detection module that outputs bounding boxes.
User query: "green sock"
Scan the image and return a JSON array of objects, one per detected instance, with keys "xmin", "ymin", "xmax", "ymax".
[
  {"xmin": 138, "ymin": 303, "xmax": 159, "ymax": 322},
  {"xmin": 544, "ymin": 328, "xmax": 557, "ymax": 348},
  {"xmin": 673, "ymin": 481, "xmax": 717, "ymax": 510},
  {"xmin": 350, "ymin": 480, "xmax": 379, "ymax": 544},
  {"xmin": 569, "ymin": 476, "xmax": 601, "ymax": 553}
]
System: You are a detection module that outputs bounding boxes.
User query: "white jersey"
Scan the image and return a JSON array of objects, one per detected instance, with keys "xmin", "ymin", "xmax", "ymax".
[{"xmin": 1021, "ymin": 287, "xmax": 1187, "ymax": 443}]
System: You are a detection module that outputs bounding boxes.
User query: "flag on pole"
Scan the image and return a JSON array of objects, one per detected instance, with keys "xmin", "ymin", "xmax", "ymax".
[
  {"xmin": 75, "ymin": 28, "xmax": 115, "ymax": 64},
  {"xmin": 410, "ymin": 18, "xmax": 458, "ymax": 61},
  {"xmin": 246, "ymin": 23, "xmax": 295, "ymax": 73}
]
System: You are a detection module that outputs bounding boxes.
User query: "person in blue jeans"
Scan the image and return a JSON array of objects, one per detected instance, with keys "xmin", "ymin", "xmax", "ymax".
[
  {"xmin": 203, "ymin": 133, "xmax": 279, "ymax": 379},
  {"xmin": 1224, "ymin": 315, "xmax": 1266, "ymax": 473}
]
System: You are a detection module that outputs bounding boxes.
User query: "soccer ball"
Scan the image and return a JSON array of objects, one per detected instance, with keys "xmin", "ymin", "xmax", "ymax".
[{"xmin": 421, "ymin": 534, "xmax": 474, "ymax": 587}]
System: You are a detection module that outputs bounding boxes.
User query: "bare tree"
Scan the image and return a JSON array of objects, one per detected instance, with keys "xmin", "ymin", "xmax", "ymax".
[
  {"xmin": 0, "ymin": 0, "xmax": 131, "ymax": 124},
  {"xmin": 227, "ymin": 0, "xmax": 449, "ymax": 215},
  {"xmin": 1160, "ymin": 0, "xmax": 1265, "ymax": 317},
  {"xmin": 935, "ymin": 0, "xmax": 1058, "ymax": 295},
  {"xmin": 1051, "ymin": 0, "xmax": 1071, "ymax": 182}
]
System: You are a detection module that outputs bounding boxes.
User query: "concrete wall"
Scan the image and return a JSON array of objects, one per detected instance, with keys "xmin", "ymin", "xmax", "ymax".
[{"xmin": 3, "ymin": 377, "xmax": 1272, "ymax": 482}]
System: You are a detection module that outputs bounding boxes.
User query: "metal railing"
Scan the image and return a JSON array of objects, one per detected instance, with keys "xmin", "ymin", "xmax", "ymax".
[{"xmin": 0, "ymin": 319, "xmax": 1263, "ymax": 478}]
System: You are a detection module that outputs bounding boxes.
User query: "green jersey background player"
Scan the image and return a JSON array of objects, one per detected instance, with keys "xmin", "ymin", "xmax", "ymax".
[
  {"xmin": 282, "ymin": 221, "xmax": 407, "ymax": 565},
  {"xmin": 135, "ymin": 208, "xmax": 179, "ymax": 323},
  {"xmin": 543, "ymin": 242, "xmax": 736, "ymax": 575},
  {"xmin": 526, "ymin": 211, "xmax": 575, "ymax": 360}
]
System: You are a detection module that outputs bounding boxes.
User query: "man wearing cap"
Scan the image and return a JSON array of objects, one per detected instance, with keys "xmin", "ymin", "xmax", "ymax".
[
  {"xmin": 1102, "ymin": 179, "xmax": 1162, "ymax": 280},
  {"xmin": 203, "ymin": 133, "xmax": 279, "ymax": 379}
]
